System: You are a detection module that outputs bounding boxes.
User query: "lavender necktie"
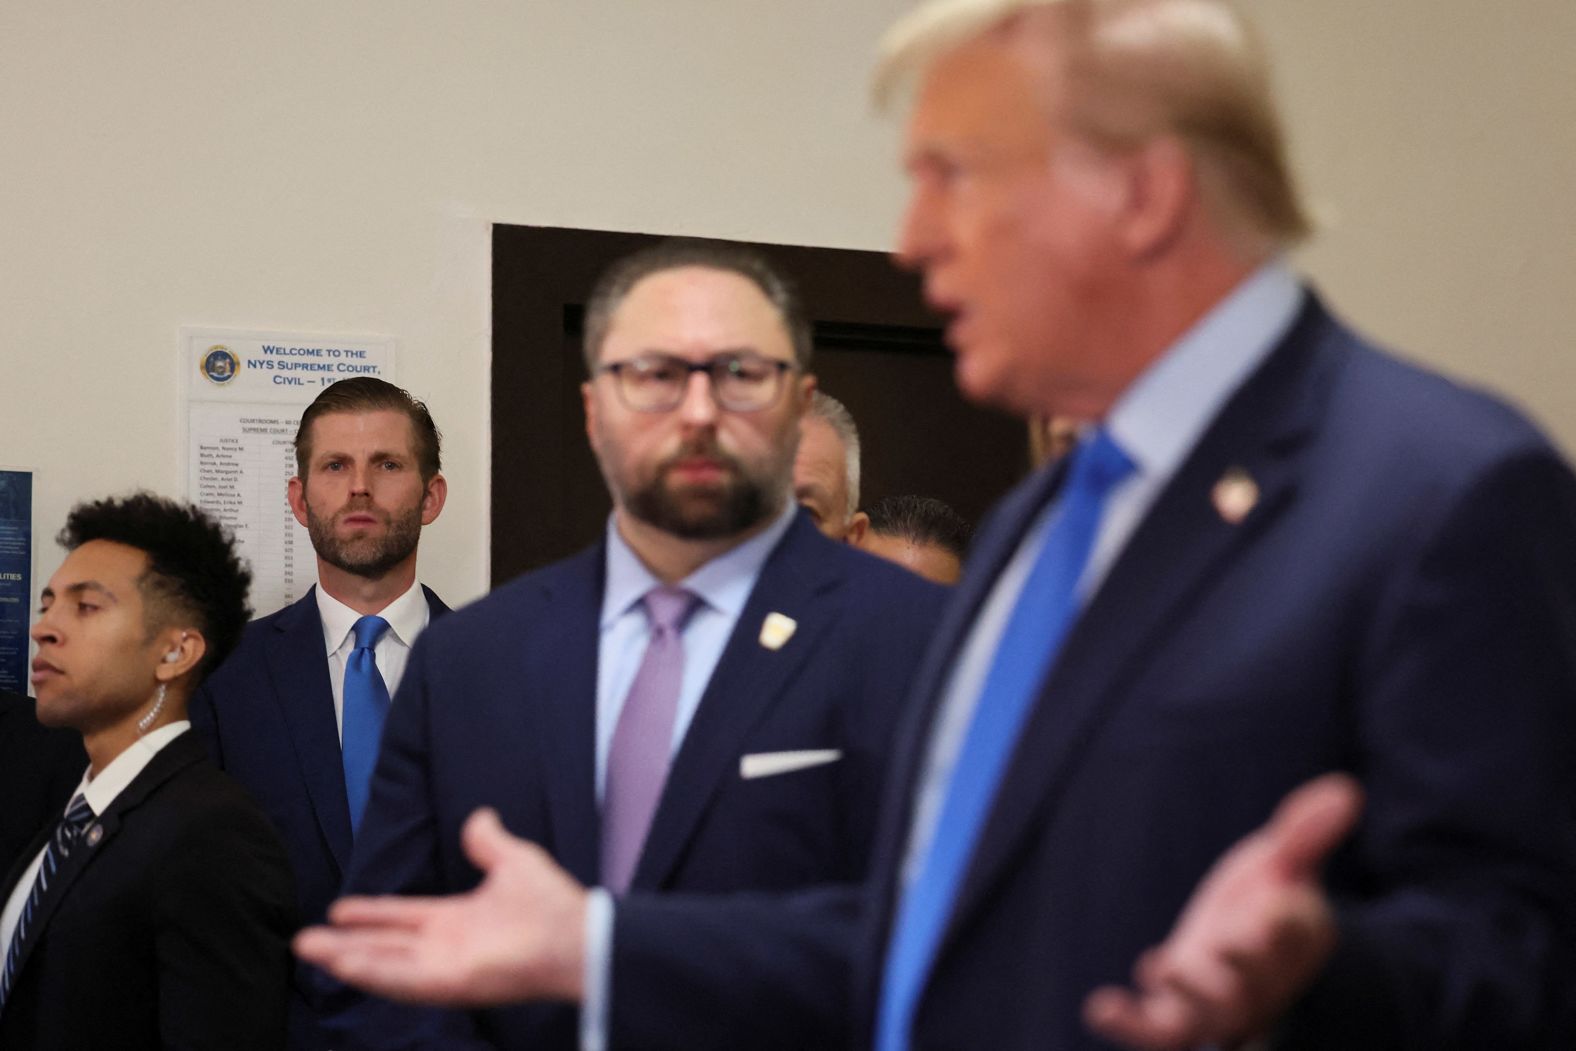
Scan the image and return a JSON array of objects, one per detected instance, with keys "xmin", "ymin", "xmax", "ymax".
[{"xmin": 601, "ymin": 586, "xmax": 699, "ymax": 895}]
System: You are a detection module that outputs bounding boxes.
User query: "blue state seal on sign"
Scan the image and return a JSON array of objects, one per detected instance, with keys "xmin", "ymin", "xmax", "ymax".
[{"xmin": 200, "ymin": 346, "xmax": 240, "ymax": 385}]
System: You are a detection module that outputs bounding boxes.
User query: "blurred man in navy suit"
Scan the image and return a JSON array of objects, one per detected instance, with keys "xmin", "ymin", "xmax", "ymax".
[{"xmin": 300, "ymin": 4, "xmax": 1576, "ymax": 1049}]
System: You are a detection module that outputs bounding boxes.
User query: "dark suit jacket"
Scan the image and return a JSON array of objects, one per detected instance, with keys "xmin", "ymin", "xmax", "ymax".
[
  {"xmin": 0, "ymin": 731, "xmax": 296, "ymax": 1050},
  {"xmin": 190, "ymin": 583, "xmax": 450, "ymax": 1049},
  {"xmin": 609, "ymin": 293, "xmax": 1576, "ymax": 1050},
  {"xmin": 0, "ymin": 690, "xmax": 85, "ymax": 877},
  {"xmin": 331, "ymin": 512, "xmax": 948, "ymax": 1049}
]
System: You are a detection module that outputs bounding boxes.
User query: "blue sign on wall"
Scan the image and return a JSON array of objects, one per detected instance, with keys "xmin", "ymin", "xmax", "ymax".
[{"xmin": 0, "ymin": 470, "xmax": 32, "ymax": 694}]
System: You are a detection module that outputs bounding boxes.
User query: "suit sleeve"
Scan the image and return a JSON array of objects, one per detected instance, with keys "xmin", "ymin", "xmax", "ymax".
[
  {"xmin": 1281, "ymin": 448, "xmax": 1576, "ymax": 1049},
  {"xmin": 609, "ymin": 885, "xmax": 862, "ymax": 1050},
  {"xmin": 152, "ymin": 799, "xmax": 297, "ymax": 1050}
]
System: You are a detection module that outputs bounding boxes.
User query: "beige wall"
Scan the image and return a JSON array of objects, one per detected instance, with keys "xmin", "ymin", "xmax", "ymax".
[{"xmin": 3, "ymin": 1, "xmax": 1573, "ymax": 608}]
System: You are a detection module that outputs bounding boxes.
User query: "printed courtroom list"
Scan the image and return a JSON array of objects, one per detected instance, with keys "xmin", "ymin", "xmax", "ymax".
[{"xmin": 182, "ymin": 328, "xmax": 396, "ymax": 617}]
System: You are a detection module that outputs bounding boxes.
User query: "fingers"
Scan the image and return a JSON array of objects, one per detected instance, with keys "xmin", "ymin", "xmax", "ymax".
[
  {"xmin": 294, "ymin": 927, "xmax": 464, "ymax": 1005},
  {"xmin": 1084, "ymin": 984, "xmax": 1200, "ymax": 1051},
  {"xmin": 1262, "ymin": 772, "xmax": 1363, "ymax": 879},
  {"xmin": 325, "ymin": 894, "xmax": 447, "ymax": 929},
  {"xmin": 461, "ymin": 807, "xmax": 513, "ymax": 870}
]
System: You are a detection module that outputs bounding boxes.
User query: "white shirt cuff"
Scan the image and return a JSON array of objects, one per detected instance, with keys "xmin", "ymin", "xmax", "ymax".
[{"xmin": 580, "ymin": 887, "xmax": 614, "ymax": 1051}]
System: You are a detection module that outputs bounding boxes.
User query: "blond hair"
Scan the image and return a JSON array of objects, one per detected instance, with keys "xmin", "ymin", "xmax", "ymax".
[{"xmin": 874, "ymin": 0, "xmax": 1312, "ymax": 247}]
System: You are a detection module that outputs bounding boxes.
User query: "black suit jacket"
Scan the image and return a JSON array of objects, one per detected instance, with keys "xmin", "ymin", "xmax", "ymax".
[
  {"xmin": 609, "ymin": 293, "xmax": 1576, "ymax": 1050},
  {"xmin": 0, "ymin": 690, "xmax": 85, "ymax": 877},
  {"xmin": 189, "ymin": 584, "xmax": 450, "ymax": 1049},
  {"xmin": 0, "ymin": 731, "xmax": 297, "ymax": 1050}
]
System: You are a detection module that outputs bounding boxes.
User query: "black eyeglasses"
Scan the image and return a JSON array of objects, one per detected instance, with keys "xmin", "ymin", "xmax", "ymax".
[{"xmin": 596, "ymin": 353, "xmax": 797, "ymax": 413}]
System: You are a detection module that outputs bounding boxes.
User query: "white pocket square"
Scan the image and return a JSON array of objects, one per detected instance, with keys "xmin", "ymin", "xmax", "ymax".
[{"xmin": 739, "ymin": 749, "xmax": 842, "ymax": 780}]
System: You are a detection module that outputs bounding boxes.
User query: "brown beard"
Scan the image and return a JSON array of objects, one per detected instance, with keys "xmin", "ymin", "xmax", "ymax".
[
  {"xmin": 304, "ymin": 496, "xmax": 423, "ymax": 579},
  {"xmin": 624, "ymin": 439, "xmax": 775, "ymax": 540}
]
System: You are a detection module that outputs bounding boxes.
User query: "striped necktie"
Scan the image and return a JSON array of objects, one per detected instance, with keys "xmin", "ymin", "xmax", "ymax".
[{"xmin": 0, "ymin": 793, "xmax": 96, "ymax": 1014}]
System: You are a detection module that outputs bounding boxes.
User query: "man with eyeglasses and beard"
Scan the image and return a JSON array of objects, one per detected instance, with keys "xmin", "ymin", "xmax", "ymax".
[
  {"xmin": 319, "ymin": 239, "xmax": 947, "ymax": 1050},
  {"xmin": 190, "ymin": 377, "xmax": 451, "ymax": 1050}
]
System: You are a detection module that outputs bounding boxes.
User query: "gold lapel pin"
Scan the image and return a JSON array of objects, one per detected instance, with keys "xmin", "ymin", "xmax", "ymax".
[
  {"xmin": 86, "ymin": 824, "xmax": 104, "ymax": 847},
  {"xmin": 1211, "ymin": 467, "xmax": 1259, "ymax": 525},
  {"xmin": 758, "ymin": 612, "xmax": 797, "ymax": 651}
]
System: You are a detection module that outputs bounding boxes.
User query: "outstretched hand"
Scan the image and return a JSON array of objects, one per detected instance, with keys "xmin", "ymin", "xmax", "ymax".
[
  {"xmin": 294, "ymin": 808, "xmax": 589, "ymax": 1006},
  {"xmin": 1084, "ymin": 772, "xmax": 1363, "ymax": 1050}
]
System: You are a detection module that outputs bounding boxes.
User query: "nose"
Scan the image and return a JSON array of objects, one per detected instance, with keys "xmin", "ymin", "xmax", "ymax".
[
  {"xmin": 893, "ymin": 181, "xmax": 941, "ymax": 272},
  {"xmin": 30, "ymin": 608, "xmax": 59, "ymax": 647},
  {"xmin": 348, "ymin": 462, "xmax": 373, "ymax": 495},
  {"xmin": 676, "ymin": 369, "xmax": 721, "ymax": 429}
]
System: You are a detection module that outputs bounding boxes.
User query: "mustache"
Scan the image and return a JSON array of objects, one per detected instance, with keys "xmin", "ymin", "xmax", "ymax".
[
  {"xmin": 658, "ymin": 439, "xmax": 740, "ymax": 475},
  {"xmin": 335, "ymin": 499, "xmax": 389, "ymax": 522}
]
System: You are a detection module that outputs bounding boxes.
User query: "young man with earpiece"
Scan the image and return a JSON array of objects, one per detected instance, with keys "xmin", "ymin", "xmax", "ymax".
[{"xmin": 0, "ymin": 493, "xmax": 295, "ymax": 1050}]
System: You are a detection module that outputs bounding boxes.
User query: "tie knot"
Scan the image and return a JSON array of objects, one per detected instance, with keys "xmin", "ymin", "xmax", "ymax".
[
  {"xmin": 352, "ymin": 615, "xmax": 391, "ymax": 652},
  {"xmin": 1068, "ymin": 428, "xmax": 1135, "ymax": 496},
  {"xmin": 642, "ymin": 586, "xmax": 699, "ymax": 634},
  {"xmin": 62, "ymin": 794, "xmax": 93, "ymax": 831}
]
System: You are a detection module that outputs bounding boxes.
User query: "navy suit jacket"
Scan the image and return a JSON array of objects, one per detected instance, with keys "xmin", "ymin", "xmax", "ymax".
[
  {"xmin": 0, "ymin": 731, "xmax": 296, "ymax": 1050},
  {"xmin": 331, "ymin": 512, "xmax": 948, "ymax": 1049},
  {"xmin": 609, "ymin": 293, "xmax": 1576, "ymax": 1050},
  {"xmin": 0, "ymin": 690, "xmax": 86, "ymax": 877},
  {"xmin": 189, "ymin": 583, "xmax": 450, "ymax": 1049}
]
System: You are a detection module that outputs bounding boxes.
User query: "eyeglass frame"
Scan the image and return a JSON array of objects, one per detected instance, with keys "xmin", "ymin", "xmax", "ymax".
[{"xmin": 594, "ymin": 352, "xmax": 800, "ymax": 413}]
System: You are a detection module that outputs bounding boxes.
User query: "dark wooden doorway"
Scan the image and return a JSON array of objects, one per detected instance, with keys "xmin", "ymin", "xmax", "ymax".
[{"xmin": 490, "ymin": 225, "xmax": 1026, "ymax": 584}]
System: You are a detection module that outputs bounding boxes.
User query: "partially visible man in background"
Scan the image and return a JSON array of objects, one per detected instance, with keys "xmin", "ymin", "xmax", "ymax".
[
  {"xmin": 794, "ymin": 391, "xmax": 870, "ymax": 543},
  {"xmin": 856, "ymin": 495, "xmax": 969, "ymax": 585}
]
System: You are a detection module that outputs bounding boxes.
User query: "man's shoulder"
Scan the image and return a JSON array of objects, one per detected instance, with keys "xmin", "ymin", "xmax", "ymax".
[
  {"xmin": 199, "ymin": 594, "xmax": 316, "ymax": 695},
  {"xmin": 417, "ymin": 545, "xmax": 601, "ymax": 647},
  {"xmin": 1298, "ymin": 319, "xmax": 1565, "ymax": 505}
]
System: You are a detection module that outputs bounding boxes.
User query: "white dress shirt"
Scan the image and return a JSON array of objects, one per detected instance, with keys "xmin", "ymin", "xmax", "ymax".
[{"xmin": 315, "ymin": 579, "xmax": 432, "ymax": 741}]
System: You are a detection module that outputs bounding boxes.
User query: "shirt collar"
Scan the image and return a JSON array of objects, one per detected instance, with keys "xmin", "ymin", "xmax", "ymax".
[
  {"xmin": 315, "ymin": 579, "xmax": 429, "ymax": 657},
  {"xmin": 77, "ymin": 721, "xmax": 190, "ymax": 817},
  {"xmin": 600, "ymin": 501, "xmax": 798, "ymax": 629},
  {"xmin": 1105, "ymin": 260, "xmax": 1303, "ymax": 480}
]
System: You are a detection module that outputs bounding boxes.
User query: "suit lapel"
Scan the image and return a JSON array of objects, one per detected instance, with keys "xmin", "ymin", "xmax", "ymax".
[
  {"xmin": 873, "ymin": 459, "xmax": 1073, "ymax": 870},
  {"xmin": 535, "ymin": 547, "xmax": 605, "ymax": 886},
  {"xmin": 266, "ymin": 589, "xmax": 354, "ymax": 873},
  {"xmin": 631, "ymin": 517, "xmax": 841, "ymax": 891},
  {"xmin": 3, "ymin": 734, "xmax": 204, "ymax": 985},
  {"xmin": 938, "ymin": 297, "xmax": 1339, "ymax": 956}
]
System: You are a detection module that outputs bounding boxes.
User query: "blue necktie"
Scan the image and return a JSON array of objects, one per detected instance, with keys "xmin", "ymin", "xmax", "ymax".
[
  {"xmin": 342, "ymin": 614, "xmax": 392, "ymax": 836},
  {"xmin": 876, "ymin": 429, "xmax": 1135, "ymax": 1051},
  {"xmin": 0, "ymin": 793, "xmax": 95, "ymax": 1015}
]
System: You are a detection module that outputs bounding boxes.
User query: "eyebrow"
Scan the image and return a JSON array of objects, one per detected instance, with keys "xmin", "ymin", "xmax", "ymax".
[
  {"xmin": 40, "ymin": 581, "xmax": 118, "ymax": 603},
  {"xmin": 316, "ymin": 448, "xmax": 410, "ymax": 463}
]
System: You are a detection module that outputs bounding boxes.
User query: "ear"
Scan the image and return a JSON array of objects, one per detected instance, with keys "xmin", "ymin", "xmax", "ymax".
[
  {"xmin": 420, "ymin": 473, "xmax": 448, "ymax": 525},
  {"xmin": 286, "ymin": 476, "xmax": 310, "ymax": 530},
  {"xmin": 845, "ymin": 511, "xmax": 870, "ymax": 546},
  {"xmin": 1117, "ymin": 135, "xmax": 1195, "ymax": 259},
  {"xmin": 796, "ymin": 372, "xmax": 817, "ymax": 416},
  {"xmin": 153, "ymin": 629, "xmax": 207, "ymax": 684}
]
